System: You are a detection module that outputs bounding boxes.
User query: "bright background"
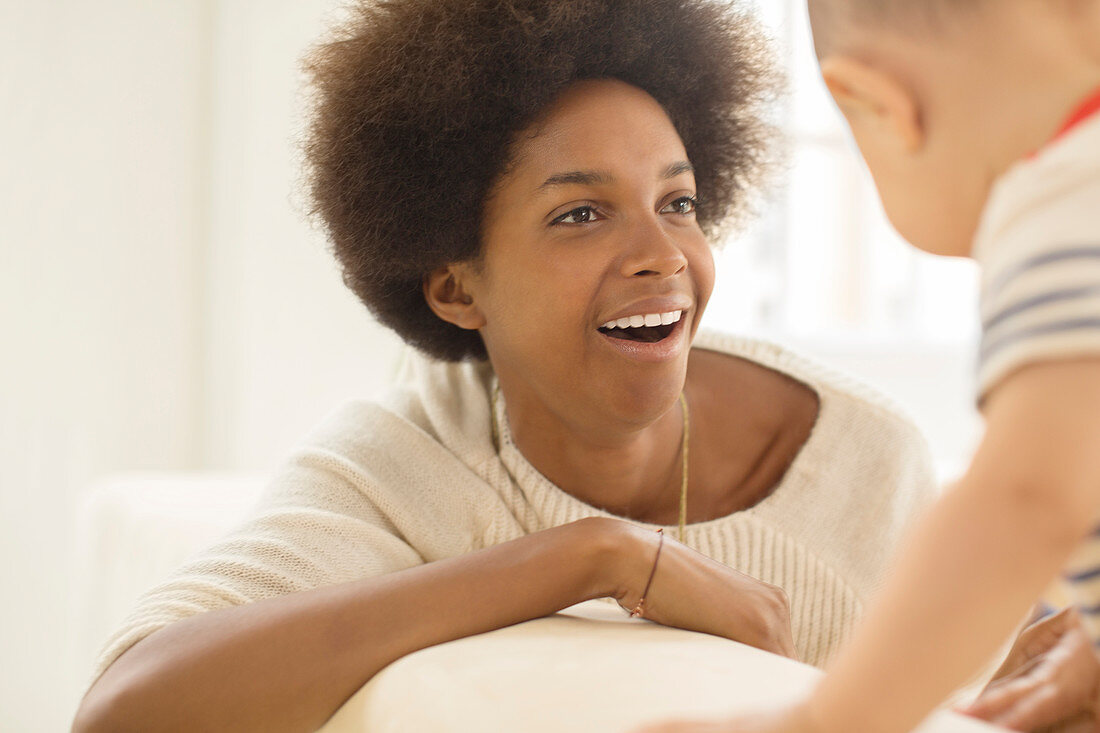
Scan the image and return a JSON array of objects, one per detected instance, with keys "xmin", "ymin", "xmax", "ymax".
[{"xmin": 0, "ymin": 1, "xmax": 982, "ymax": 730}]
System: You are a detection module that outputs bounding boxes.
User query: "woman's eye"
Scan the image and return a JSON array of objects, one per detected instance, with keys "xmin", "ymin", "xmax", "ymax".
[
  {"xmin": 661, "ymin": 195, "xmax": 698, "ymax": 215},
  {"xmin": 551, "ymin": 205, "xmax": 601, "ymax": 225}
]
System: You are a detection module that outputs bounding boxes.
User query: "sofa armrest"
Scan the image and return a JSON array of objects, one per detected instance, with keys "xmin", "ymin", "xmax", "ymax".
[
  {"xmin": 73, "ymin": 472, "xmax": 265, "ymax": 673},
  {"xmin": 322, "ymin": 600, "xmax": 1002, "ymax": 733}
]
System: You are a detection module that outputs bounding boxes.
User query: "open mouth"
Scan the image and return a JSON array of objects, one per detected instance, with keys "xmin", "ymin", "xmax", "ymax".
[{"xmin": 597, "ymin": 310, "xmax": 683, "ymax": 343}]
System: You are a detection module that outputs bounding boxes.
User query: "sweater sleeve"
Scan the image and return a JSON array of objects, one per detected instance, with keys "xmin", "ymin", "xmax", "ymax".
[
  {"xmin": 89, "ymin": 448, "xmax": 425, "ymax": 682},
  {"xmin": 973, "ymin": 115, "xmax": 1100, "ymax": 402}
]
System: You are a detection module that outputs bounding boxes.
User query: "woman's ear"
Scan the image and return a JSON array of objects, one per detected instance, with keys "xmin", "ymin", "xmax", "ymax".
[
  {"xmin": 423, "ymin": 264, "xmax": 487, "ymax": 331},
  {"xmin": 820, "ymin": 55, "xmax": 924, "ymax": 154}
]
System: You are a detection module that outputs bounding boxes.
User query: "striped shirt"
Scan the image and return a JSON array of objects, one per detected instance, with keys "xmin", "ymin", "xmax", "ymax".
[{"xmin": 973, "ymin": 92, "xmax": 1100, "ymax": 640}]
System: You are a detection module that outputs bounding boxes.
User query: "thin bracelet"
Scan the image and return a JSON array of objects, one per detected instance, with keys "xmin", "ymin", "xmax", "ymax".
[{"xmin": 630, "ymin": 528, "xmax": 665, "ymax": 618}]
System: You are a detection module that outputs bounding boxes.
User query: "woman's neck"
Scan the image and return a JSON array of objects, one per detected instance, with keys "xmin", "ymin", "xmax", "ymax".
[
  {"xmin": 502, "ymin": 387, "xmax": 687, "ymax": 524},
  {"xmin": 494, "ymin": 346, "xmax": 821, "ymax": 525}
]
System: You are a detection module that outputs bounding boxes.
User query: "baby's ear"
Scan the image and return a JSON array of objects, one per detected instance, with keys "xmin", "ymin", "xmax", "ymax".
[
  {"xmin": 423, "ymin": 264, "xmax": 487, "ymax": 331},
  {"xmin": 820, "ymin": 55, "xmax": 923, "ymax": 154}
]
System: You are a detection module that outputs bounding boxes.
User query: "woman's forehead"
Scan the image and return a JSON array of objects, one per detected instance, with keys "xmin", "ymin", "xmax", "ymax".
[{"xmin": 507, "ymin": 79, "xmax": 693, "ymax": 191}]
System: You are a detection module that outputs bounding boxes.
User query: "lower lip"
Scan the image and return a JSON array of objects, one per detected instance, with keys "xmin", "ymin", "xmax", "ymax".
[{"xmin": 597, "ymin": 317, "xmax": 689, "ymax": 363}]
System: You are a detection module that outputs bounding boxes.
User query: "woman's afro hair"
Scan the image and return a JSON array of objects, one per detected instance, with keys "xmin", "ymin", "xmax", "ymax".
[{"xmin": 304, "ymin": 0, "xmax": 781, "ymax": 361}]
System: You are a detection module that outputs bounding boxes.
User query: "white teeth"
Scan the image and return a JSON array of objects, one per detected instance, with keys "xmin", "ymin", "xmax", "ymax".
[{"xmin": 599, "ymin": 310, "xmax": 684, "ymax": 330}]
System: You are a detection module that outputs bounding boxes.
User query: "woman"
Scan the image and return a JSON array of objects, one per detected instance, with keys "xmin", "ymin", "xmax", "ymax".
[{"xmin": 72, "ymin": 1, "xmax": 937, "ymax": 731}]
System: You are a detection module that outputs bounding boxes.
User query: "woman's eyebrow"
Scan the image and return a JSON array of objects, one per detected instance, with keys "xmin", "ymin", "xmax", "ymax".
[
  {"xmin": 663, "ymin": 160, "xmax": 694, "ymax": 178},
  {"xmin": 536, "ymin": 161, "xmax": 694, "ymax": 193},
  {"xmin": 537, "ymin": 170, "xmax": 613, "ymax": 191}
]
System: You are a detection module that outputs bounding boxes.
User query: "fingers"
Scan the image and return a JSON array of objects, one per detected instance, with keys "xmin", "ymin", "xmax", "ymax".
[
  {"xmin": 964, "ymin": 668, "xmax": 1049, "ymax": 722},
  {"xmin": 980, "ymin": 688, "xmax": 1088, "ymax": 732},
  {"xmin": 992, "ymin": 682, "xmax": 1066, "ymax": 731},
  {"xmin": 992, "ymin": 607, "xmax": 1076, "ymax": 681},
  {"xmin": 988, "ymin": 647, "xmax": 1096, "ymax": 730},
  {"xmin": 1016, "ymin": 608, "xmax": 1076, "ymax": 660},
  {"xmin": 964, "ymin": 614, "xmax": 1099, "ymax": 731}
]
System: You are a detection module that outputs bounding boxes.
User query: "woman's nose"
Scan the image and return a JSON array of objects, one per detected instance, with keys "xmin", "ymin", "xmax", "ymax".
[{"xmin": 619, "ymin": 218, "xmax": 689, "ymax": 278}]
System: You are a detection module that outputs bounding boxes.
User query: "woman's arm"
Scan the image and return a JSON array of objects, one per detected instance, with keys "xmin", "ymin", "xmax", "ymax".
[
  {"xmin": 73, "ymin": 517, "xmax": 626, "ymax": 733},
  {"xmin": 74, "ymin": 510, "xmax": 799, "ymax": 733}
]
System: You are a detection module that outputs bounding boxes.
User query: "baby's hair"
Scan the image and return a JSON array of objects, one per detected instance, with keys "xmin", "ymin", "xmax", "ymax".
[
  {"xmin": 303, "ymin": 0, "xmax": 781, "ymax": 362},
  {"xmin": 808, "ymin": 0, "xmax": 988, "ymax": 57}
]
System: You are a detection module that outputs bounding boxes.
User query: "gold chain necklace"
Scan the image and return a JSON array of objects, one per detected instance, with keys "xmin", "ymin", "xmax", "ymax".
[
  {"xmin": 677, "ymin": 391, "xmax": 689, "ymax": 543},
  {"xmin": 490, "ymin": 385, "xmax": 689, "ymax": 542}
]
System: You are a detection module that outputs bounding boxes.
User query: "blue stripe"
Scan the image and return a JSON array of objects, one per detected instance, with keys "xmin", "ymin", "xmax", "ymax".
[
  {"xmin": 984, "ymin": 285, "xmax": 1100, "ymax": 332},
  {"xmin": 986, "ymin": 246, "xmax": 1100, "ymax": 300},
  {"xmin": 1066, "ymin": 566, "xmax": 1100, "ymax": 583},
  {"xmin": 980, "ymin": 318, "xmax": 1100, "ymax": 361},
  {"xmin": 1078, "ymin": 602, "xmax": 1100, "ymax": 615}
]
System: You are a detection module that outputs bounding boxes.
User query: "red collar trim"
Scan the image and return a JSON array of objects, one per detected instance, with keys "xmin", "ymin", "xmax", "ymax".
[
  {"xmin": 1050, "ymin": 85, "xmax": 1100, "ymax": 145},
  {"xmin": 1026, "ymin": 85, "xmax": 1100, "ymax": 160}
]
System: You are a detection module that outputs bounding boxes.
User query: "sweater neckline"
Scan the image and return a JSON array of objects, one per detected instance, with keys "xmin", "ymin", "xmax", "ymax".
[{"xmin": 490, "ymin": 331, "xmax": 832, "ymax": 539}]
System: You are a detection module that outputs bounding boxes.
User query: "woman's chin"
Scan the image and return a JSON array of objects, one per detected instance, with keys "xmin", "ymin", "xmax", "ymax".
[{"xmin": 594, "ymin": 371, "xmax": 689, "ymax": 430}]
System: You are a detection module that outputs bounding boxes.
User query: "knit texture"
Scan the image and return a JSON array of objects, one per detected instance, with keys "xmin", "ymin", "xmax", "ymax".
[{"xmin": 92, "ymin": 331, "xmax": 936, "ymax": 678}]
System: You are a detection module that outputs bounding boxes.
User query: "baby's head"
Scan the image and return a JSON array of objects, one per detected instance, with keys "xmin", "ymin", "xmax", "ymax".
[
  {"xmin": 807, "ymin": 0, "xmax": 987, "ymax": 61},
  {"xmin": 806, "ymin": 0, "xmax": 1100, "ymax": 257}
]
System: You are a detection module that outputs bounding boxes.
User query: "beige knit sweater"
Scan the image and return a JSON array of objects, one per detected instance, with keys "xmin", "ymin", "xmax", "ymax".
[{"xmin": 94, "ymin": 331, "xmax": 935, "ymax": 677}]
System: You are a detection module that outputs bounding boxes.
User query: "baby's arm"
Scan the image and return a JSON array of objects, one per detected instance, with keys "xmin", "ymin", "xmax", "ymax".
[{"xmin": 805, "ymin": 357, "xmax": 1100, "ymax": 733}]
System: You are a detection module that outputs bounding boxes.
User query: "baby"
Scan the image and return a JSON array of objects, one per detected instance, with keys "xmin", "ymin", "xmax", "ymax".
[{"xmin": 641, "ymin": 1, "xmax": 1100, "ymax": 732}]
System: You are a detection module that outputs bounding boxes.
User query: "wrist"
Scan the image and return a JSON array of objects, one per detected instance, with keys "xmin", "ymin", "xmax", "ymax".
[{"xmin": 570, "ymin": 517, "xmax": 647, "ymax": 601}]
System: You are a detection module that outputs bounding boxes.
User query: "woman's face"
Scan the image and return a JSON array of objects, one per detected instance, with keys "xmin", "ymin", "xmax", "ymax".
[{"xmin": 463, "ymin": 79, "xmax": 714, "ymax": 432}]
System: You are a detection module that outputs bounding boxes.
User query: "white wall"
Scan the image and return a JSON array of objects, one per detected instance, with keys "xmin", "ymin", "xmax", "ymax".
[
  {"xmin": 1, "ymin": 2, "xmax": 209, "ymax": 730},
  {"xmin": 200, "ymin": 0, "xmax": 404, "ymax": 472},
  {"xmin": 0, "ymin": 1, "xmax": 403, "ymax": 729}
]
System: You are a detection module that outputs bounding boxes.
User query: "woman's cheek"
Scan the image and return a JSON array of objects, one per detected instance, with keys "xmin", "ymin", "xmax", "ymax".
[{"xmin": 691, "ymin": 238, "xmax": 716, "ymax": 305}]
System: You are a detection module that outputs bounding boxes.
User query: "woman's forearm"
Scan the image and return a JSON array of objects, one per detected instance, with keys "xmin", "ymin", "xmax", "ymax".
[{"xmin": 73, "ymin": 517, "xmax": 635, "ymax": 733}]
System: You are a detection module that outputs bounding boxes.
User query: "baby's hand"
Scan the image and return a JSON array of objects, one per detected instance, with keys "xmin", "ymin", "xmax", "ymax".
[{"xmin": 959, "ymin": 607, "xmax": 1100, "ymax": 731}]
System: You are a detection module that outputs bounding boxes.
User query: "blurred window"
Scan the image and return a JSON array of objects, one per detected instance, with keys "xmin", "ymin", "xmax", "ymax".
[{"xmin": 704, "ymin": 1, "xmax": 980, "ymax": 348}]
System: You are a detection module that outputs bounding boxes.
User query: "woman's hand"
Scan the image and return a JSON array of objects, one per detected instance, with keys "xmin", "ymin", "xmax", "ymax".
[
  {"xmin": 611, "ymin": 526, "xmax": 798, "ymax": 660},
  {"xmin": 958, "ymin": 606, "xmax": 1100, "ymax": 732}
]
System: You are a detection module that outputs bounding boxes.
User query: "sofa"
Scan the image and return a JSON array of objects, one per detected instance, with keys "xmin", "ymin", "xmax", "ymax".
[{"xmin": 76, "ymin": 473, "xmax": 998, "ymax": 732}]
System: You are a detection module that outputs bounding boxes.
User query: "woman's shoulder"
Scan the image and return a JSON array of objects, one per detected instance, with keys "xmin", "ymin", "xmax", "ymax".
[
  {"xmin": 251, "ymin": 352, "xmax": 521, "ymax": 558},
  {"xmin": 690, "ymin": 329, "xmax": 936, "ymax": 510},
  {"xmin": 691, "ymin": 331, "xmax": 937, "ymax": 599},
  {"xmin": 297, "ymin": 347, "xmax": 497, "ymax": 465},
  {"xmin": 691, "ymin": 329, "xmax": 925, "ymax": 439}
]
